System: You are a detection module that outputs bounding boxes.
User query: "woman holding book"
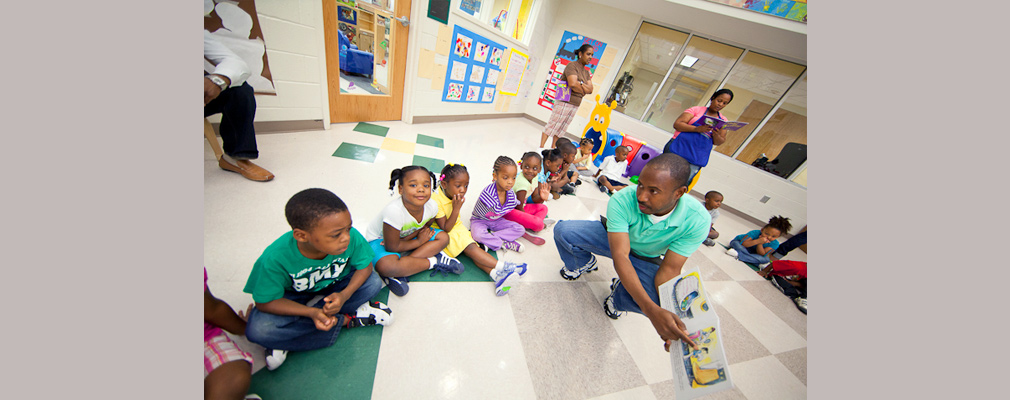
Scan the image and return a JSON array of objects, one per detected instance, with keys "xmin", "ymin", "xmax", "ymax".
[{"xmin": 663, "ymin": 88, "xmax": 734, "ymax": 189}]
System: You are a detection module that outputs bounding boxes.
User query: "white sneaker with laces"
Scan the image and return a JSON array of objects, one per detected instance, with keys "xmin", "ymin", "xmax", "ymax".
[
  {"xmin": 265, "ymin": 349, "xmax": 288, "ymax": 371},
  {"xmin": 725, "ymin": 248, "xmax": 739, "ymax": 259}
]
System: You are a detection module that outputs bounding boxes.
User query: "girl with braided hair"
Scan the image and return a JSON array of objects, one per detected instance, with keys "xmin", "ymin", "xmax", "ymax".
[
  {"xmin": 502, "ymin": 152, "xmax": 556, "ymax": 244},
  {"xmin": 431, "ymin": 163, "xmax": 528, "ymax": 296},
  {"xmin": 470, "ymin": 156, "xmax": 529, "ymax": 253},
  {"xmin": 363, "ymin": 165, "xmax": 465, "ymax": 297}
]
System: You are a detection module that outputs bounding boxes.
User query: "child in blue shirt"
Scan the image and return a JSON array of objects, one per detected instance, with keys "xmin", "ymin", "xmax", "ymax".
[{"xmin": 725, "ymin": 215, "xmax": 792, "ymax": 265}]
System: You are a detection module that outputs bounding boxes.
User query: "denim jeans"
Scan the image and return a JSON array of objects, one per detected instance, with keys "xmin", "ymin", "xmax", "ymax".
[
  {"xmin": 729, "ymin": 238, "xmax": 770, "ymax": 264},
  {"xmin": 553, "ymin": 219, "xmax": 662, "ymax": 315},
  {"xmin": 245, "ymin": 270, "xmax": 382, "ymax": 352}
]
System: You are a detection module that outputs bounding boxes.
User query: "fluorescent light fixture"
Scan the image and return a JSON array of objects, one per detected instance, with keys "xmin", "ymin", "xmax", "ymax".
[{"xmin": 680, "ymin": 55, "xmax": 698, "ymax": 68}]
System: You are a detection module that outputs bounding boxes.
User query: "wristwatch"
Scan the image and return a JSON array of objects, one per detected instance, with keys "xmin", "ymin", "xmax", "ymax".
[{"xmin": 207, "ymin": 74, "xmax": 229, "ymax": 91}]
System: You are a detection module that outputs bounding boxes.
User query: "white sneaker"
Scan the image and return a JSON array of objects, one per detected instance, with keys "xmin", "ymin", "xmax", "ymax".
[
  {"xmin": 543, "ymin": 218, "xmax": 558, "ymax": 229},
  {"xmin": 348, "ymin": 301, "xmax": 394, "ymax": 327},
  {"xmin": 491, "ymin": 262, "xmax": 528, "ymax": 296},
  {"xmin": 725, "ymin": 248, "xmax": 739, "ymax": 259},
  {"xmin": 265, "ymin": 349, "xmax": 288, "ymax": 371},
  {"xmin": 794, "ymin": 297, "xmax": 807, "ymax": 314}
]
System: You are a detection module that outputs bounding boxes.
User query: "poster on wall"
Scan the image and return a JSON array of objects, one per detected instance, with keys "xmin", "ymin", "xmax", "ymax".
[
  {"xmin": 442, "ymin": 25, "xmax": 507, "ymax": 104},
  {"xmin": 204, "ymin": 0, "xmax": 276, "ymax": 95},
  {"xmin": 427, "ymin": 0, "xmax": 450, "ymax": 24},
  {"xmin": 499, "ymin": 48, "xmax": 528, "ymax": 96},
  {"xmin": 537, "ymin": 31, "xmax": 607, "ymax": 110},
  {"xmin": 703, "ymin": 0, "xmax": 806, "ymax": 23}
]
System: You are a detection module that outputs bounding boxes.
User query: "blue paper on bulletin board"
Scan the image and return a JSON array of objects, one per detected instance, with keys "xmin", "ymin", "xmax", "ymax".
[{"xmin": 442, "ymin": 25, "xmax": 507, "ymax": 104}]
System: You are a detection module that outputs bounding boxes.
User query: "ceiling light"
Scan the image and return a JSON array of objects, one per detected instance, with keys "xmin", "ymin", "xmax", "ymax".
[{"xmin": 680, "ymin": 55, "xmax": 698, "ymax": 68}]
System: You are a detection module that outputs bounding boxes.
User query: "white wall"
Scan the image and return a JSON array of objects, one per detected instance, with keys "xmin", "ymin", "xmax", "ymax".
[
  {"xmin": 402, "ymin": 0, "xmax": 561, "ymax": 121},
  {"xmin": 214, "ymin": 0, "xmax": 329, "ymax": 124}
]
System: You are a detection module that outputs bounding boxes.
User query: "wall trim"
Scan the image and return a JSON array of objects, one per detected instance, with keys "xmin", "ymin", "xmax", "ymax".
[
  {"xmin": 411, "ymin": 113, "xmax": 525, "ymax": 124},
  {"xmin": 210, "ymin": 120, "xmax": 325, "ymax": 135}
]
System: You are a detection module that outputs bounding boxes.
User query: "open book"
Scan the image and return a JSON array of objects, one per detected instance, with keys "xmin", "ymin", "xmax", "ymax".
[
  {"xmin": 695, "ymin": 115, "xmax": 749, "ymax": 132},
  {"xmin": 658, "ymin": 267, "xmax": 734, "ymax": 400}
]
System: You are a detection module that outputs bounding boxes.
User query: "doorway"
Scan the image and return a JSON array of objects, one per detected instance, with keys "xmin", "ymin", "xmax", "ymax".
[{"xmin": 323, "ymin": 0, "xmax": 412, "ymax": 123}]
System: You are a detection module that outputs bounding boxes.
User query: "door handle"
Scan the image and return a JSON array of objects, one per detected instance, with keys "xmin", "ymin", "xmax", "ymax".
[{"xmin": 394, "ymin": 16, "xmax": 409, "ymax": 27}]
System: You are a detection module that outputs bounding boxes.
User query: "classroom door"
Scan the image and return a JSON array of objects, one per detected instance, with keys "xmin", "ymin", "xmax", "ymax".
[{"xmin": 323, "ymin": 0, "xmax": 411, "ymax": 123}]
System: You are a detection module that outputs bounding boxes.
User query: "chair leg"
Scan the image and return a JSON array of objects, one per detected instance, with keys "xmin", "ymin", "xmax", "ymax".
[{"xmin": 204, "ymin": 118, "xmax": 224, "ymax": 161}]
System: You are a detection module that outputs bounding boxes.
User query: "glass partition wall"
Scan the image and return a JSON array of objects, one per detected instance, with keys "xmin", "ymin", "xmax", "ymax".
[{"xmin": 606, "ymin": 21, "xmax": 807, "ymax": 186}]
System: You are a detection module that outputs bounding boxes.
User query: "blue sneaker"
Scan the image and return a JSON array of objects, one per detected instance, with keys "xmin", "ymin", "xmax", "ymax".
[
  {"xmin": 383, "ymin": 276, "xmax": 409, "ymax": 296},
  {"xmin": 560, "ymin": 254, "xmax": 598, "ymax": 280},
  {"xmin": 492, "ymin": 261, "xmax": 528, "ymax": 296},
  {"xmin": 431, "ymin": 252, "xmax": 465, "ymax": 277}
]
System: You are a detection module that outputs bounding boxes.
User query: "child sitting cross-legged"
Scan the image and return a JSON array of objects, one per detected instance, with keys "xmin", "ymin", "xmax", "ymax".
[
  {"xmin": 243, "ymin": 188, "xmax": 393, "ymax": 371},
  {"xmin": 725, "ymin": 215, "xmax": 792, "ymax": 266},
  {"xmin": 573, "ymin": 137, "xmax": 597, "ymax": 178},
  {"xmin": 702, "ymin": 190, "xmax": 723, "ymax": 247},
  {"xmin": 595, "ymin": 145, "xmax": 631, "ymax": 195},
  {"xmin": 431, "ymin": 163, "xmax": 528, "ymax": 296},
  {"xmin": 471, "ymin": 156, "xmax": 531, "ymax": 253},
  {"xmin": 364, "ymin": 165, "xmax": 466, "ymax": 297}
]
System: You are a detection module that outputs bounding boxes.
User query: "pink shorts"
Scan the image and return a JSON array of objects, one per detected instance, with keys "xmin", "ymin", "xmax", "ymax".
[
  {"xmin": 544, "ymin": 101, "xmax": 578, "ymax": 137},
  {"xmin": 204, "ymin": 331, "xmax": 254, "ymax": 378}
]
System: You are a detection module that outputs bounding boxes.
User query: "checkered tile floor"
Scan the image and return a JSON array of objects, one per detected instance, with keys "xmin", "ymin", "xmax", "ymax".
[{"xmin": 205, "ymin": 118, "xmax": 807, "ymax": 399}]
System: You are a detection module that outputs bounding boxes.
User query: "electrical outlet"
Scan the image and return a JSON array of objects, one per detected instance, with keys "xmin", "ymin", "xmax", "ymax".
[{"xmin": 760, "ymin": 196, "xmax": 770, "ymax": 203}]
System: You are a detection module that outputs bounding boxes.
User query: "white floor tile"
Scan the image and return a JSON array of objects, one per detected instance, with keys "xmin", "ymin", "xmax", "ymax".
[
  {"xmin": 704, "ymin": 281, "xmax": 806, "ymax": 354},
  {"xmin": 729, "ymin": 356, "xmax": 807, "ymax": 400},
  {"xmin": 372, "ymin": 282, "xmax": 537, "ymax": 400},
  {"xmin": 586, "ymin": 384, "xmax": 659, "ymax": 400}
]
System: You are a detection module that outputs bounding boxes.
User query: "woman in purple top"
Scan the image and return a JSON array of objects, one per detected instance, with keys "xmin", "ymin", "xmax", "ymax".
[
  {"xmin": 470, "ymin": 156, "xmax": 527, "ymax": 253},
  {"xmin": 663, "ymin": 88, "xmax": 734, "ymax": 189}
]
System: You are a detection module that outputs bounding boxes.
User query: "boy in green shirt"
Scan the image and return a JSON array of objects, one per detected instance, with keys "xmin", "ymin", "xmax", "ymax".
[
  {"xmin": 554, "ymin": 153, "xmax": 710, "ymax": 351},
  {"xmin": 243, "ymin": 188, "xmax": 392, "ymax": 370}
]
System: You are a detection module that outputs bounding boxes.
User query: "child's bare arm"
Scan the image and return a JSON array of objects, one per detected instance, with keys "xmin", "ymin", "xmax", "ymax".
[
  {"xmin": 383, "ymin": 223, "xmax": 424, "ymax": 252},
  {"xmin": 204, "ymin": 289, "xmax": 248, "ymax": 336},
  {"xmin": 321, "ymin": 266, "xmax": 373, "ymax": 316},
  {"xmin": 515, "ymin": 190, "xmax": 528, "ymax": 211},
  {"xmin": 439, "ymin": 193, "xmax": 464, "ymax": 232}
]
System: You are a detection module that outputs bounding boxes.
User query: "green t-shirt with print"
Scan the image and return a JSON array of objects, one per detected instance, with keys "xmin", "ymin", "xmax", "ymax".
[{"xmin": 243, "ymin": 227, "xmax": 374, "ymax": 304}]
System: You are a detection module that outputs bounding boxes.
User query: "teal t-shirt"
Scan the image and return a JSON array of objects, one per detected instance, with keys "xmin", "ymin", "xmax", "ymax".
[
  {"xmin": 243, "ymin": 227, "xmax": 374, "ymax": 304},
  {"xmin": 606, "ymin": 185, "xmax": 711, "ymax": 258},
  {"xmin": 733, "ymin": 230, "xmax": 780, "ymax": 253}
]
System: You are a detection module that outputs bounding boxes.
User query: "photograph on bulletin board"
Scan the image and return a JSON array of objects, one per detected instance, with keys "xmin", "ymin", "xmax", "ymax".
[
  {"xmin": 442, "ymin": 25, "xmax": 507, "ymax": 103},
  {"xmin": 537, "ymin": 31, "xmax": 607, "ymax": 110}
]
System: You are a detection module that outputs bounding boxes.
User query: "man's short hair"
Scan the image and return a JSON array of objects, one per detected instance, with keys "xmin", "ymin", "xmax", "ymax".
[{"xmin": 644, "ymin": 153, "xmax": 691, "ymax": 189}]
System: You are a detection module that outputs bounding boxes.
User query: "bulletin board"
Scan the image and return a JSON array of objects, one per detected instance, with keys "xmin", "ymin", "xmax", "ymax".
[
  {"xmin": 537, "ymin": 31, "xmax": 607, "ymax": 110},
  {"xmin": 442, "ymin": 25, "xmax": 508, "ymax": 103}
]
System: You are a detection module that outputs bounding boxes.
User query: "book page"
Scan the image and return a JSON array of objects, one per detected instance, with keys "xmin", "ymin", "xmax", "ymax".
[{"xmin": 658, "ymin": 267, "xmax": 734, "ymax": 400}]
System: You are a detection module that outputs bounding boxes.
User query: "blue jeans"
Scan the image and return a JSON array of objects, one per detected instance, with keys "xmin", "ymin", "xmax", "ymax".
[
  {"xmin": 245, "ymin": 270, "xmax": 383, "ymax": 352},
  {"xmin": 729, "ymin": 238, "xmax": 771, "ymax": 264},
  {"xmin": 553, "ymin": 219, "xmax": 662, "ymax": 315}
]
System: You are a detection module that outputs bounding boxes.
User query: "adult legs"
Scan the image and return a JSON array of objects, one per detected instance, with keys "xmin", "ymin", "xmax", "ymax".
[
  {"xmin": 204, "ymin": 82, "xmax": 259, "ymax": 159},
  {"xmin": 772, "ymin": 230, "xmax": 807, "ymax": 259},
  {"xmin": 554, "ymin": 220, "xmax": 662, "ymax": 315},
  {"xmin": 729, "ymin": 238, "xmax": 770, "ymax": 264}
]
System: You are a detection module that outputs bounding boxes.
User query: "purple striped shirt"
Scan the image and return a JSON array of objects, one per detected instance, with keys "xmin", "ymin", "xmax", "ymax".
[{"xmin": 472, "ymin": 182, "xmax": 519, "ymax": 220}]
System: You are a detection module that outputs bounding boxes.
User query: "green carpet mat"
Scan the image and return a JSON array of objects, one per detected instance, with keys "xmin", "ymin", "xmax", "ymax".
[
  {"xmin": 247, "ymin": 251, "xmax": 494, "ymax": 397},
  {"xmin": 719, "ymin": 243, "xmax": 760, "ymax": 271}
]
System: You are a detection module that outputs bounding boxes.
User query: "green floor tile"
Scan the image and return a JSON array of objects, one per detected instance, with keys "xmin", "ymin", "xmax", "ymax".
[
  {"xmin": 353, "ymin": 122, "xmax": 389, "ymax": 137},
  {"xmin": 407, "ymin": 251, "xmax": 496, "ymax": 283},
  {"xmin": 415, "ymin": 134, "xmax": 444, "ymax": 148},
  {"xmin": 248, "ymin": 289, "xmax": 390, "ymax": 399},
  {"xmin": 333, "ymin": 143, "xmax": 379, "ymax": 162},
  {"xmin": 412, "ymin": 155, "xmax": 444, "ymax": 173}
]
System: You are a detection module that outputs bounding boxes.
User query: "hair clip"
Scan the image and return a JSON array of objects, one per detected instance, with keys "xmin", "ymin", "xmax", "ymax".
[{"xmin": 438, "ymin": 173, "xmax": 446, "ymax": 182}]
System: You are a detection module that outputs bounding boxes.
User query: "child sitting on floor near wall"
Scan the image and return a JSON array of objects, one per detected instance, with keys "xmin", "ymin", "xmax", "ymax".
[
  {"xmin": 595, "ymin": 145, "xmax": 631, "ymax": 195},
  {"xmin": 243, "ymin": 189, "xmax": 394, "ymax": 371},
  {"xmin": 471, "ymin": 156, "xmax": 530, "ymax": 253},
  {"xmin": 702, "ymin": 190, "xmax": 723, "ymax": 247},
  {"xmin": 554, "ymin": 140, "xmax": 581, "ymax": 194},
  {"xmin": 725, "ymin": 215, "xmax": 792, "ymax": 266},
  {"xmin": 364, "ymin": 166, "xmax": 467, "ymax": 297},
  {"xmin": 503, "ymin": 152, "xmax": 556, "ymax": 244},
  {"xmin": 430, "ymin": 163, "xmax": 528, "ymax": 296}
]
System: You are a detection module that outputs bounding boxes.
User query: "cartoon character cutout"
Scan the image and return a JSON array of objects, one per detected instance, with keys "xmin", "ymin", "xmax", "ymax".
[{"xmin": 581, "ymin": 94, "xmax": 618, "ymax": 156}]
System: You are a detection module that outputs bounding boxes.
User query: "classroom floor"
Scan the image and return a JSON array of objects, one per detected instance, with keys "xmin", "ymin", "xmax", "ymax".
[{"xmin": 204, "ymin": 117, "xmax": 807, "ymax": 399}]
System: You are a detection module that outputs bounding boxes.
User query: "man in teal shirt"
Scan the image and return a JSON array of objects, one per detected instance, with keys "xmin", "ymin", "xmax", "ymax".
[{"xmin": 554, "ymin": 153, "xmax": 710, "ymax": 350}]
